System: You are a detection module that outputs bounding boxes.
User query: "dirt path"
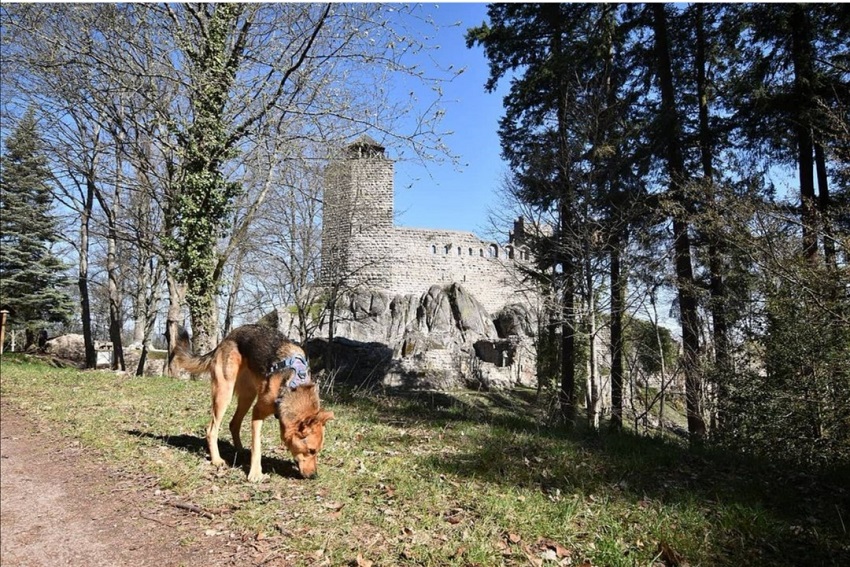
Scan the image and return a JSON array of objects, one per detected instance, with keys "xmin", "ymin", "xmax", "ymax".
[{"xmin": 0, "ymin": 403, "xmax": 251, "ymax": 567}]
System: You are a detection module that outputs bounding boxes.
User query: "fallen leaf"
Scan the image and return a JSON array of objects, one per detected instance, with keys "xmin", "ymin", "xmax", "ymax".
[
  {"xmin": 355, "ymin": 553, "xmax": 373, "ymax": 567},
  {"xmin": 508, "ymin": 532, "xmax": 522, "ymax": 544},
  {"xmin": 323, "ymin": 501, "xmax": 345, "ymax": 511},
  {"xmin": 536, "ymin": 537, "xmax": 571, "ymax": 558},
  {"xmin": 445, "ymin": 508, "xmax": 463, "ymax": 524}
]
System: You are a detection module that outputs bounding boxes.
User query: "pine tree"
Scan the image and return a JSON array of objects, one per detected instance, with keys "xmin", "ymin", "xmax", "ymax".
[{"xmin": 0, "ymin": 110, "xmax": 75, "ymax": 350}]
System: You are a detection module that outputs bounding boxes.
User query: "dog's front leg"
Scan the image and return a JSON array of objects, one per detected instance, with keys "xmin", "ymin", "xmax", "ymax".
[{"xmin": 247, "ymin": 416, "xmax": 265, "ymax": 482}]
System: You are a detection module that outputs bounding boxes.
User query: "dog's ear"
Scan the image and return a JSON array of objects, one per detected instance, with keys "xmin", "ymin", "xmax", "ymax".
[{"xmin": 318, "ymin": 410, "xmax": 335, "ymax": 425}]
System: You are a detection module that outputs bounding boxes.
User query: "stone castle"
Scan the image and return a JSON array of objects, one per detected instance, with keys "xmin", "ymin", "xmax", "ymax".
[{"xmin": 320, "ymin": 136, "xmax": 533, "ymax": 315}]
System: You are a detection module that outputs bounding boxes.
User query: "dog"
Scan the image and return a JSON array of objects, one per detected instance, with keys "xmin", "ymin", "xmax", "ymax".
[{"xmin": 173, "ymin": 324, "xmax": 334, "ymax": 481}]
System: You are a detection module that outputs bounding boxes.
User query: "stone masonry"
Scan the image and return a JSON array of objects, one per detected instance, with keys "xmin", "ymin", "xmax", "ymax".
[{"xmin": 320, "ymin": 136, "xmax": 534, "ymax": 315}]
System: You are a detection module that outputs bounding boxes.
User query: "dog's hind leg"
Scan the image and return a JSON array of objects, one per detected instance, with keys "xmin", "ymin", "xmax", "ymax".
[
  {"xmin": 207, "ymin": 353, "xmax": 239, "ymax": 468},
  {"xmin": 229, "ymin": 374, "xmax": 256, "ymax": 452}
]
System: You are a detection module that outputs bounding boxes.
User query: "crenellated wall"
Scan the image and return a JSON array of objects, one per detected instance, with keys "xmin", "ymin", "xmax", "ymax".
[
  {"xmin": 320, "ymin": 137, "xmax": 533, "ymax": 315},
  {"xmin": 388, "ymin": 228, "xmax": 530, "ymax": 313}
]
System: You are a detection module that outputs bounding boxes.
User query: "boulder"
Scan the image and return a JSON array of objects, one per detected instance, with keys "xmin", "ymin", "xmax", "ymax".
[
  {"xmin": 44, "ymin": 334, "xmax": 87, "ymax": 361},
  {"xmin": 494, "ymin": 303, "xmax": 536, "ymax": 338},
  {"xmin": 270, "ymin": 283, "xmax": 537, "ymax": 391}
]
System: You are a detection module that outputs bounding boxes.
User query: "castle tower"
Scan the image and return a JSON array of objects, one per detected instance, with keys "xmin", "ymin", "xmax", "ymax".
[{"xmin": 320, "ymin": 136, "xmax": 394, "ymax": 290}]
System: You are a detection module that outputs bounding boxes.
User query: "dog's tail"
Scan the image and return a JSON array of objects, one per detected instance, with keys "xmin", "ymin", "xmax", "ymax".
[{"xmin": 171, "ymin": 327, "xmax": 215, "ymax": 375}]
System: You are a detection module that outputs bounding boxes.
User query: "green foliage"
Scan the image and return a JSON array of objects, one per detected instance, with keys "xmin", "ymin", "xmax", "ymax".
[
  {"xmin": 721, "ymin": 260, "xmax": 850, "ymax": 469},
  {"xmin": 0, "ymin": 110, "xmax": 75, "ymax": 339},
  {"xmin": 625, "ymin": 317, "xmax": 678, "ymax": 376},
  {"xmin": 169, "ymin": 4, "xmax": 245, "ymax": 343}
]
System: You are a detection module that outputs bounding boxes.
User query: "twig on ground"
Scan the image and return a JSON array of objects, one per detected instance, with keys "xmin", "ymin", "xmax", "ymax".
[{"xmin": 171, "ymin": 501, "xmax": 215, "ymax": 519}]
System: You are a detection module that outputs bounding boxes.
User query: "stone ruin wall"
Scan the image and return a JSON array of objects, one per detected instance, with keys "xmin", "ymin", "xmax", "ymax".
[
  {"xmin": 388, "ymin": 227, "xmax": 530, "ymax": 315},
  {"xmin": 321, "ymin": 137, "xmax": 534, "ymax": 315}
]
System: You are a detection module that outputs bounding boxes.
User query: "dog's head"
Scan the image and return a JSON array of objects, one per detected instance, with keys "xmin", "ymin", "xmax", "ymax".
[{"xmin": 278, "ymin": 383, "xmax": 334, "ymax": 479}]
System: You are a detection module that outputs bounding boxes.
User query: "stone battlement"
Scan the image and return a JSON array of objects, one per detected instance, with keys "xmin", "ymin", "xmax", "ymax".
[{"xmin": 320, "ymin": 137, "xmax": 532, "ymax": 315}]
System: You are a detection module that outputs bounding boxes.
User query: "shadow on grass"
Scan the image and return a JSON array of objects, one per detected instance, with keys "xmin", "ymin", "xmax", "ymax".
[
  {"xmin": 126, "ymin": 430, "xmax": 301, "ymax": 479},
  {"xmin": 329, "ymin": 386, "xmax": 850, "ymax": 565}
]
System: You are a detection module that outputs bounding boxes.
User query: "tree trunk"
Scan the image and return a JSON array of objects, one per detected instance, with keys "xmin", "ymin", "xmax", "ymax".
[
  {"xmin": 790, "ymin": 4, "xmax": 818, "ymax": 261},
  {"xmin": 135, "ymin": 257, "xmax": 162, "ymax": 376},
  {"xmin": 609, "ymin": 231, "xmax": 625, "ymax": 430},
  {"xmin": 584, "ymin": 244, "xmax": 600, "ymax": 430},
  {"xmin": 105, "ymin": 226, "xmax": 125, "ymax": 371},
  {"xmin": 188, "ymin": 296, "xmax": 219, "ymax": 355},
  {"xmin": 545, "ymin": 2, "xmax": 578, "ymax": 428},
  {"xmin": 814, "ymin": 143, "xmax": 836, "ymax": 268},
  {"xmin": 94, "ymin": 175, "xmax": 125, "ymax": 372},
  {"xmin": 559, "ymin": 253, "xmax": 577, "ymax": 427},
  {"xmin": 78, "ymin": 178, "xmax": 97, "ymax": 369},
  {"xmin": 652, "ymin": 3, "xmax": 706, "ymax": 439},
  {"xmin": 222, "ymin": 252, "xmax": 244, "ymax": 337},
  {"xmin": 165, "ymin": 272, "xmax": 185, "ymax": 377},
  {"xmin": 695, "ymin": 3, "xmax": 731, "ymax": 429}
]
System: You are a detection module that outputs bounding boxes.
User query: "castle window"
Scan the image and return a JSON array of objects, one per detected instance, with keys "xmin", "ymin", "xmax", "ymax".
[
  {"xmin": 506, "ymin": 245, "xmax": 514, "ymax": 259},
  {"xmin": 432, "ymin": 245, "xmax": 437, "ymax": 254},
  {"xmin": 479, "ymin": 249, "xmax": 484, "ymax": 257},
  {"xmin": 444, "ymin": 244, "xmax": 452, "ymax": 255},
  {"xmin": 468, "ymin": 248, "xmax": 473, "ymax": 256},
  {"xmin": 457, "ymin": 246, "xmax": 462, "ymax": 256},
  {"xmin": 488, "ymin": 244, "xmax": 498, "ymax": 258}
]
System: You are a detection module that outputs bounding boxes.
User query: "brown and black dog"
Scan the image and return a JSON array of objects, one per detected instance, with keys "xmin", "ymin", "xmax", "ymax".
[{"xmin": 174, "ymin": 324, "xmax": 334, "ymax": 481}]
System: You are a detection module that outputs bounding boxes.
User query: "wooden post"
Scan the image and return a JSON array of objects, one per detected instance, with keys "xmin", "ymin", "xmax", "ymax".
[{"xmin": 0, "ymin": 310, "xmax": 8, "ymax": 355}]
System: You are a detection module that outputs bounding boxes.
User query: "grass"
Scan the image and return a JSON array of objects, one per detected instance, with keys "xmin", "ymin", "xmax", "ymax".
[{"xmin": 1, "ymin": 354, "xmax": 848, "ymax": 566}]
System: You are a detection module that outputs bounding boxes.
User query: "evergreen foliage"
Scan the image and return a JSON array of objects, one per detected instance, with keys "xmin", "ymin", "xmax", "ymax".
[
  {"xmin": 0, "ymin": 111, "xmax": 74, "ymax": 347},
  {"xmin": 471, "ymin": 3, "xmax": 850, "ymax": 466}
]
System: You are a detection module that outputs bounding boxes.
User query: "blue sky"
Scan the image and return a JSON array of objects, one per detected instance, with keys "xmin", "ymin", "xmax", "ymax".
[{"xmin": 388, "ymin": 3, "xmax": 512, "ymax": 239}]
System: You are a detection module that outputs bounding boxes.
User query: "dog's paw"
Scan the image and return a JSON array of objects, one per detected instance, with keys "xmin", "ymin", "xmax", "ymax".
[
  {"xmin": 247, "ymin": 469, "xmax": 266, "ymax": 483},
  {"xmin": 210, "ymin": 457, "xmax": 226, "ymax": 468}
]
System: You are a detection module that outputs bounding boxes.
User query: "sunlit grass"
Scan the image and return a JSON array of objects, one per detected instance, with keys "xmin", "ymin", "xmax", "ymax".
[{"xmin": 1, "ymin": 355, "xmax": 847, "ymax": 566}]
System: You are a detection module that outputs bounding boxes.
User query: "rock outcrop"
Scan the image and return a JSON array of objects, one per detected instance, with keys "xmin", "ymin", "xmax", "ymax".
[{"xmin": 274, "ymin": 283, "xmax": 538, "ymax": 391}]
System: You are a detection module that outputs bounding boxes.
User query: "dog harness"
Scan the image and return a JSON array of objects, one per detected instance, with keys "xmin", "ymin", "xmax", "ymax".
[
  {"xmin": 269, "ymin": 355, "xmax": 310, "ymax": 390},
  {"xmin": 271, "ymin": 354, "xmax": 310, "ymax": 420}
]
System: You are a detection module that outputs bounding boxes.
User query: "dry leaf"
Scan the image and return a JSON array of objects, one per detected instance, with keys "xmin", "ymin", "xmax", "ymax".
[
  {"xmin": 508, "ymin": 532, "xmax": 522, "ymax": 544},
  {"xmin": 536, "ymin": 537, "xmax": 571, "ymax": 558},
  {"xmin": 355, "ymin": 552, "xmax": 373, "ymax": 567}
]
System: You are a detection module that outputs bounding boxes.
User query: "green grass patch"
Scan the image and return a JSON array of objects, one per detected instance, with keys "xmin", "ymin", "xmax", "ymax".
[{"xmin": 1, "ymin": 356, "xmax": 847, "ymax": 566}]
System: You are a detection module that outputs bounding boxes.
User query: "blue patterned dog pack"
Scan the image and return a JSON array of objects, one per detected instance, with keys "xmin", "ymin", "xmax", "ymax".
[{"xmin": 268, "ymin": 355, "xmax": 310, "ymax": 390}]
